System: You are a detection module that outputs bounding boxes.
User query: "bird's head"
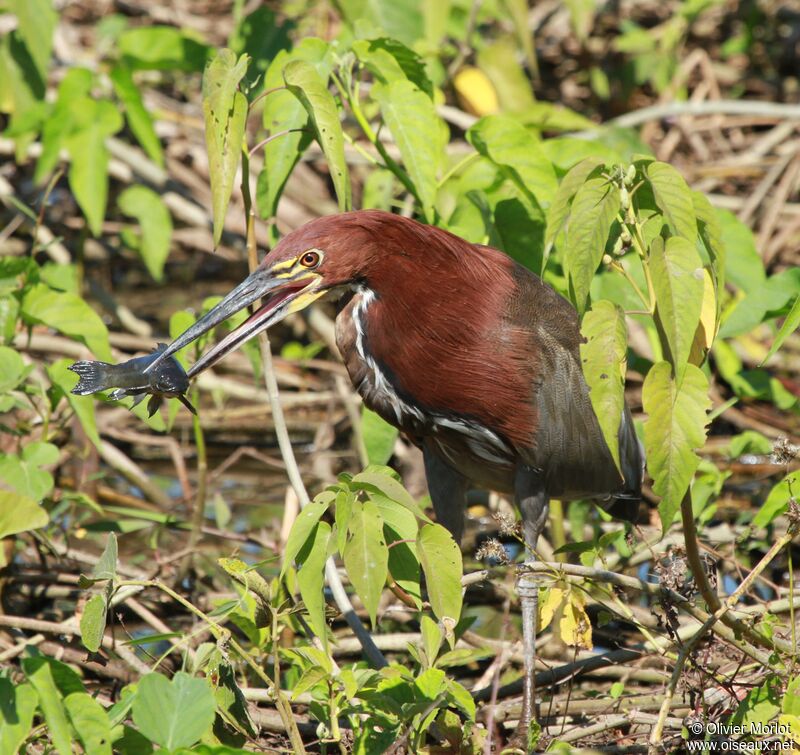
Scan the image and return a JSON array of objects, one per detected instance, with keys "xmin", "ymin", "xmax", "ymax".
[{"xmin": 146, "ymin": 211, "xmax": 391, "ymax": 378}]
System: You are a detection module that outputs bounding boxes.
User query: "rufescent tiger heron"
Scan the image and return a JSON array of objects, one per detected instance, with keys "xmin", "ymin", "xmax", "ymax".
[{"xmin": 148, "ymin": 209, "xmax": 643, "ymax": 745}]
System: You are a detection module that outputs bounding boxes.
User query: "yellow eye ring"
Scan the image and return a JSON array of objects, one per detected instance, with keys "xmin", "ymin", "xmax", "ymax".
[{"xmin": 300, "ymin": 251, "xmax": 321, "ymax": 268}]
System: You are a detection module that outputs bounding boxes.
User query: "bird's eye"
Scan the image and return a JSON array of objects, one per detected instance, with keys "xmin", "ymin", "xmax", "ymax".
[{"xmin": 299, "ymin": 251, "xmax": 321, "ymax": 268}]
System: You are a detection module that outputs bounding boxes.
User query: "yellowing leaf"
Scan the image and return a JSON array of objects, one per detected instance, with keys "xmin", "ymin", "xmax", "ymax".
[
  {"xmin": 689, "ymin": 268, "xmax": 717, "ymax": 365},
  {"xmin": 558, "ymin": 591, "xmax": 593, "ymax": 649},
  {"xmin": 537, "ymin": 586, "xmax": 564, "ymax": 632},
  {"xmin": 454, "ymin": 67, "xmax": 499, "ymax": 116}
]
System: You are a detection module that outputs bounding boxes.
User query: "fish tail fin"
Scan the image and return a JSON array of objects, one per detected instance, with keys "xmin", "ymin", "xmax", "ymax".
[{"xmin": 68, "ymin": 361, "xmax": 113, "ymax": 395}]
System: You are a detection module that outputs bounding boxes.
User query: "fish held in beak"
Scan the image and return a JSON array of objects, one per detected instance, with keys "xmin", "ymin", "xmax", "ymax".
[{"xmin": 145, "ymin": 267, "xmax": 319, "ymax": 379}]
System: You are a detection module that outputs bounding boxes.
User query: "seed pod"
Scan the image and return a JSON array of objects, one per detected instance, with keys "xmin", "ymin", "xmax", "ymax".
[
  {"xmin": 621, "ymin": 227, "xmax": 632, "ymax": 243},
  {"xmin": 620, "ymin": 186, "xmax": 630, "ymax": 210},
  {"xmin": 602, "ymin": 253, "xmax": 614, "ymax": 266},
  {"xmin": 625, "ymin": 164, "xmax": 636, "ymax": 186}
]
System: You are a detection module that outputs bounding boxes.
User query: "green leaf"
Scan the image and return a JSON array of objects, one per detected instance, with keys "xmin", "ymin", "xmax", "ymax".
[
  {"xmin": 343, "ymin": 499, "xmax": 388, "ymax": 626},
  {"xmin": 47, "ymin": 359, "xmax": 102, "ymax": 449},
  {"xmin": 94, "ymin": 532, "xmax": 119, "ymax": 582},
  {"xmin": 580, "ymin": 301, "xmax": 627, "ymax": 474},
  {"xmin": 417, "ymin": 523, "xmax": 463, "ymax": 623},
  {"xmin": 420, "ymin": 614, "xmax": 442, "ymax": 665},
  {"xmin": 35, "ymin": 68, "xmax": 93, "ymax": 182},
  {"xmin": 202, "ymin": 49, "xmax": 249, "ymax": 247},
  {"xmin": 132, "ymin": 672, "xmax": 216, "ymax": 750},
  {"xmin": 372, "ymin": 78, "xmax": 444, "ymax": 222},
  {"xmin": 296, "ymin": 521, "xmax": 332, "ymax": 648},
  {"xmin": 352, "ymin": 37, "xmax": 432, "ymax": 96},
  {"xmin": 761, "ymin": 294, "xmax": 800, "ymax": 366},
  {"xmin": 7, "ymin": 0, "xmax": 56, "ymax": 86},
  {"xmin": 362, "ymin": 407, "xmax": 398, "ymax": 465},
  {"xmin": 716, "ymin": 208, "xmax": 762, "ymax": 294},
  {"xmin": 284, "ymin": 59, "xmax": 351, "ymax": 212},
  {"xmin": 80, "ymin": 593, "xmax": 108, "ymax": 653},
  {"xmin": 642, "ymin": 362, "xmax": 710, "ymax": 530},
  {"xmin": 649, "ymin": 236, "xmax": 704, "ymax": 381},
  {"xmin": 545, "ymin": 157, "xmax": 605, "ymax": 251},
  {"xmin": 22, "ymin": 284, "xmax": 111, "ymax": 360},
  {"xmin": 719, "ymin": 267, "xmax": 800, "ymax": 339},
  {"xmin": 110, "ymin": 65, "xmax": 164, "ymax": 167},
  {"xmin": 337, "ymin": 0, "xmax": 424, "ymax": 46},
  {"xmin": 0, "ymin": 679, "xmax": 38, "ymax": 755},
  {"xmin": 351, "ymin": 468, "xmax": 429, "ymax": 520},
  {"xmin": 0, "ymin": 443, "xmax": 58, "ymax": 501},
  {"xmin": 281, "ymin": 498, "xmax": 330, "ymax": 577},
  {"xmin": 118, "ymin": 186, "xmax": 173, "ymax": 281},
  {"xmin": 646, "ymin": 162, "xmax": 696, "ymax": 241},
  {"xmin": 64, "ymin": 692, "xmax": 112, "ymax": 755},
  {"xmin": 753, "ymin": 474, "xmax": 795, "ymax": 528},
  {"xmin": 119, "ymin": 26, "xmax": 209, "ymax": 72},
  {"xmin": 476, "ymin": 36, "xmax": 535, "ymax": 111},
  {"xmin": 564, "ymin": 176, "xmax": 620, "ymax": 312},
  {"xmin": 22, "ymin": 657, "xmax": 73, "ymax": 755},
  {"xmin": 0, "ymin": 345, "xmax": 25, "ymax": 392},
  {"xmin": 467, "ymin": 115, "xmax": 557, "ymax": 211},
  {"xmin": 64, "ymin": 98, "xmax": 124, "ymax": 236},
  {"xmin": 257, "ymin": 38, "xmax": 330, "ymax": 224}
]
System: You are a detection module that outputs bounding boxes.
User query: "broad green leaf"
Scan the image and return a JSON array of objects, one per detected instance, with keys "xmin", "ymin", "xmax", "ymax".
[
  {"xmin": 80, "ymin": 593, "xmax": 108, "ymax": 653},
  {"xmin": 545, "ymin": 157, "xmax": 605, "ymax": 251},
  {"xmin": 64, "ymin": 98, "xmax": 124, "ymax": 236},
  {"xmin": 372, "ymin": 79, "xmax": 444, "ymax": 222},
  {"xmin": 94, "ymin": 532, "xmax": 119, "ymax": 582},
  {"xmin": 493, "ymin": 197, "xmax": 546, "ymax": 274},
  {"xmin": 296, "ymin": 521, "xmax": 332, "ymax": 647},
  {"xmin": 343, "ymin": 499, "xmax": 388, "ymax": 626},
  {"xmin": 467, "ymin": 115, "xmax": 557, "ymax": 211},
  {"xmin": 783, "ymin": 676, "xmax": 800, "ymax": 716},
  {"xmin": 374, "ymin": 495, "xmax": 421, "ymax": 605},
  {"xmin": 337, "ymin": 0, "xmax": 424, "ymax": 46},
  {"xmin": 423, "ymin": 0, "xmax": 450, "ymax": 46},
  {"xmin": 0, "ymin": 679, "xmax": 38, "ymax": 755},
  {"xmin": 362, "ymin": 407, "xmax": 398, "ymax": 465},
  {"xmin": 476, "ymin": 36, "xmax": 535, "ymax": 111},
  {"xmin": 203, "ymin": 49, "xmax": 249, "ymax": 247},
  {"xmin": 132, "ymin": 672, "xmax": 216, "ymax": 750},
  {"xmin": 110, "ymin": 65, "xmax": 164, "ymax": 166},
  {"xmin": 753, "ymin": 474, "xmax": 795, "ymax": 528},
  {"xmin": 22, "ymin": 284, "xmax": 111, "ymax": 360},
  {"xmin": 0, "ymin": 442, "xmax": 57, "ymax": 501},
  {"xmin": 119, "ymin": 27, "xmax": 209, "ymax": 72},
  {"xmin": 649, "ymin": 236, "xmax": 704, "ymax": 381},
  {"xmin": 416, "ymin": 667, "xmax": 447, "ymax": 700},
  {"xmin": 351, "ymin": 468, "xmax": 429, "ymax": 519},
  {"xmin": 417, "ymin": 523, "xmax": 462, "ymax": 622},
  {"xmin": 420, "ymin": 614, "xmax": 442, "ymax": 664},
  {"xmin": 716, "ymin": 208, "xmax": 762, "ymax": 294},
  {"xmin": 0, "ymin": 345, "xmax": 25, "ymax": 392},
  {"xmin": 22, "ymin": 657, "xmax": 73, "ymax": 755},
  {"xmin": 693, "ymin": 191, "xmax": 725, "ymax": 297},
  {"xmin": 0, "ymin": 490, "xmax": 48, "ymax": 540},
  {"xmin": 719, "ymin": 267, "xmax": 800, "ymax": 339},
  {"xmin": 580, "ymin": 301, "xmax": 627, "ymax": 474},
  {"xmin": 118, "ymin": 186, "xmax": 173, "ymax": 281},
  {"xmin": 352, "ymin": 37, "xmax": 432, "ymax": 96},
  {"xmin": 258, "ymin": 38, "xmax": 329, "ymax": 224},
  {"xmin": 516, "ymin": 102, "xmax": 597, "ymax": 132},
  {"xmin": 761, "ymin": 294, "xmax": 800, "ymax": 366},
  {"xmin": 47, "ymin": 359, "xmax": 102, "ymax": 449},
  {"xmin": 65, "ymin": 692, "xmax": 112, "ymax": 755},
  {"xmin": 646, "ymin": 162, "xmax": 696, "ymax": 241},
  {"xmin": 284, "ymin": 59, "xmax": 351, "ymax": 212},
  {"xmin": 35, "ymin": 67, "xmax": 93, "ymax": 182},
  {"xmin": 281, "ymin": 498, "xmax": 330, "ymax": 577},
  {"xmin": 7, "ymin": 0, "xmax": 56, "ymax": 86},
  {"xmin": 563, "ymin": 175, "xmax": 620, "ymax": 312},
  {"xmin": 642, "ymin": 362, "xmax": 710, "ymax": 530}
]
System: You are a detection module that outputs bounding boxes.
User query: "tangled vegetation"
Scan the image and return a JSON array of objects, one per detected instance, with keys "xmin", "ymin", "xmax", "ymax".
[{"xmin": 1, "ymin": 1, "xmax": 799, "ymax": 753}]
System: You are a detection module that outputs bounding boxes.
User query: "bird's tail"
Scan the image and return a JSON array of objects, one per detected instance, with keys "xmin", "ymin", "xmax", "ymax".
[{"xmin": 607, "ymin": 406, "xmax": 645, "ymax": 522}]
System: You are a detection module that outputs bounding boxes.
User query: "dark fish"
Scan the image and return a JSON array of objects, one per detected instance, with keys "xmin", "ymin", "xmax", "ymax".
[{"xmin": 68, "ymin": 344, "xmax": 196, "ymax": 417}]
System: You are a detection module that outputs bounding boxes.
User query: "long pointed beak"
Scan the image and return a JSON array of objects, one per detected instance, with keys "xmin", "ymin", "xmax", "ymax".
[{"xmin": 145, "ymin": 267, "xmax": 315, "ymax": 379}]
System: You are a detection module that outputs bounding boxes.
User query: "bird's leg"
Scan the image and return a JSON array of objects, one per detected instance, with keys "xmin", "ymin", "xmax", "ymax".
[
  {"xmin": 423, "ymin": 443, "xmax": 469, "ymax": 544},
  {"xmin": 513, "ymin": 466, "xmax": 549, "ymax": 752}
]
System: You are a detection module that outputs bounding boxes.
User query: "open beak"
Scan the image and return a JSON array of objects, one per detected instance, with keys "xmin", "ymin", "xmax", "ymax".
[{"xmin": 144, "ymin": 267, "xmax": 320, "ymax": 379}]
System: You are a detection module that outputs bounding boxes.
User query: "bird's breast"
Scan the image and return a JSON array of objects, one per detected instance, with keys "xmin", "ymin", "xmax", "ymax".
[{"xmin": 335, "ymin": 288, "xmax": 517, "ymax": 488}]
